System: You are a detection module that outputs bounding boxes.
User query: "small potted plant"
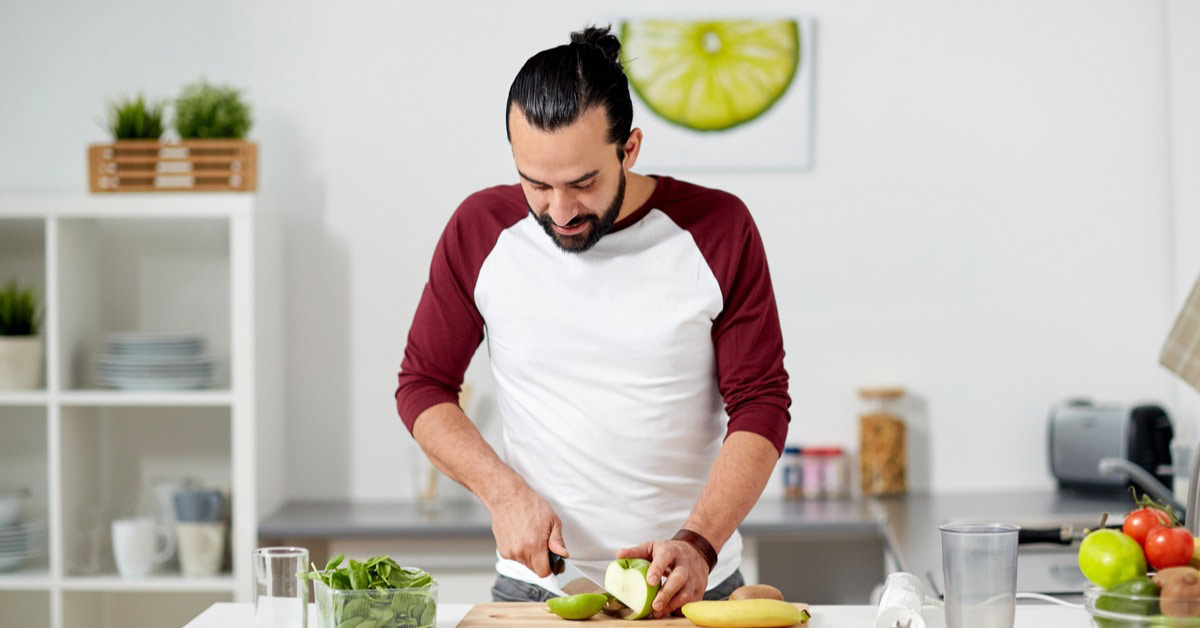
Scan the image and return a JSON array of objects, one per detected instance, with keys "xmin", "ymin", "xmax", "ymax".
[
  {"xmin": 0, "ymin": 280, "xmax": 43, "ymax": 390},
  {"xmin": 106, "ymin": 93, "xmax": 166, "ymax": 141},
  {"xmin": 88, "ymin": 80, "xmax": 257, "ymax": 192},
  {"xmin": 174, "ymin": 79, "xmax": 253, "ymax": 140}
]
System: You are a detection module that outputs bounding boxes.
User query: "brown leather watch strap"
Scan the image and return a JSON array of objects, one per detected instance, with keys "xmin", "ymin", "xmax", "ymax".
[{"xmin": 672, "ymin": 528, "xmax": 718, "ymax": 573}]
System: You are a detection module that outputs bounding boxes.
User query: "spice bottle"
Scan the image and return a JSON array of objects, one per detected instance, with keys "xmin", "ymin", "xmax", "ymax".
[
  {"xmin": 782, "ymin": 446, "xmax": 803, "ymax": 499},
  {"xmin": 858, "ymin": 387, "xmax": 907, "ymax": 496}
]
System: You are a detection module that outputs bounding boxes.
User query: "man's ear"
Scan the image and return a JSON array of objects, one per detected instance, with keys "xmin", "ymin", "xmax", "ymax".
[{"xmin": 621, "ymin": 128, "xmax": 644, "ymax": 170}]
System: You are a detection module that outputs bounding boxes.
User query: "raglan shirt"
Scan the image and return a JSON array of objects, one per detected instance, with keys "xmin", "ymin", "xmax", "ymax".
[{"xmin": 396, "ymin": 175, "xmax": 790, "ymax": 593}]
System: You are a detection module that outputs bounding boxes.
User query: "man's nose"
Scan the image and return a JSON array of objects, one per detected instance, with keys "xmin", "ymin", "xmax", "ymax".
[{"xmin": 547, "ymin": 189, "xmax": 577, "ymax": 226}]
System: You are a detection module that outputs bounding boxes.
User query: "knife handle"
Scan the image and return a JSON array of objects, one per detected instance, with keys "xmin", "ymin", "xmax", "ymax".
[
  {"xmin": 548, "ymin": 551, "xmax": 566, "ymax": 575},
  {"xmin": 1017, "ymin": 527, "xmax": 1072, "ymax": 545}
]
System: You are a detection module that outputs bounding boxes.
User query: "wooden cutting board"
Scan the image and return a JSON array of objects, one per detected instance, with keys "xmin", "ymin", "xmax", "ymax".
[{"xmin": 457, "ymin": 602, "xmax": 811, "ymax": 626}]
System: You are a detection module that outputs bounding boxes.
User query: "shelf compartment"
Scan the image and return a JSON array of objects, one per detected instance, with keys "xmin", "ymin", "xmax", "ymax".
[
  {"xmin": 0, "ymin": 217, "xmax": 47, "ymax": 392},
  {"xmin": 59, "ymin": 406, "xmax": 232, "ymax": 579},
  {"xmin": 0, "ymin": 406, "xmax": 49, "ymax": 532},
  {"xmin": 56, "ymin": 217, "xmax": 232, "ymax": 391},
  {"xmin": 63, "ymin": 590, "xmax": 231, "ymax": 628},
  {"xmin": 0, "ymin": 590, "xmax": 50, "ymax": 627}
]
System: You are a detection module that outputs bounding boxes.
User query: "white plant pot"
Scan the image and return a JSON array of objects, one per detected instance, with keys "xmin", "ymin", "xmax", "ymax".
[{"xmin": 0, "ymin": 336, "xmax": 43, "ymax": 390}]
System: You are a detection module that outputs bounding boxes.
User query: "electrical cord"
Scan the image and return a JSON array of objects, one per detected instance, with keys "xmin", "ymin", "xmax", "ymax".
[
  {"xmin": 1014, "ymin": 592, "xmax": 1082, "ymax": 608},
  {"xmin": 921, "ymin": 592, "xmax": 1081, "ymax": 609}
]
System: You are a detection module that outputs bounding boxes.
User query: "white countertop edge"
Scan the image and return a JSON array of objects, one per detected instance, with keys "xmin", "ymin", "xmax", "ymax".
[{"xmin": 184, "ymin": 601, "xmax": 1094, "ymax": 628}]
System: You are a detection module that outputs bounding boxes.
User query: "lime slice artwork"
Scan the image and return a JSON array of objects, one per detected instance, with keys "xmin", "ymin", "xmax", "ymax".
[{"xmin": 620, "ymin": 19, "xmax": 801, "ymax": 132}]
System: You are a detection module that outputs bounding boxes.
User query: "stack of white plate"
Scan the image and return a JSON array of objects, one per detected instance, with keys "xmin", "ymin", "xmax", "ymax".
[
  {"xmin": 0, "ymin": 501, "xmax": 46, "ymax": 573},
  {"xmin": 93, "ymin": 332, "xmax": 214, "ymax": 390}
]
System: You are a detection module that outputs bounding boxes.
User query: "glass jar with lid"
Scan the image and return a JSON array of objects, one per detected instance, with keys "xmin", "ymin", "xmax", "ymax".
[
  {"xmin": 801, "ymin": 447, "xmax": 849, "ymax": 499},
  {"xmin": 858, "ymin": 387, "xmax": 907, "ymax": 496}
]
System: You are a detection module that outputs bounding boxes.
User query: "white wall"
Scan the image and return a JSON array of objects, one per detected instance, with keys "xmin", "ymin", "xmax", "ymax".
[
  {"xmin": 1168, "ymin": 0, "xmax": 1200, "ymax": 441},
  {"xmin": 0, "ymin": 0, "xmax": 1193, "ymax": 502}
]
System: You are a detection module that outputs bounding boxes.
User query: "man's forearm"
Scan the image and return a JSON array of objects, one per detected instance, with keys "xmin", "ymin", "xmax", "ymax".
[
  {"xmin": 411, "ymin": 401, "xmax": 523, "ymax": 508},
  {"xmin": 682, "ymin": 430, "xmax": 780, "ymax": 553}
]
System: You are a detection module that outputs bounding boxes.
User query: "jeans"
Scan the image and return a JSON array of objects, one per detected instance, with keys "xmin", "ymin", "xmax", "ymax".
[{"xmin": 491, "ymin": 569, "xmax": 746, "ymax": 603}]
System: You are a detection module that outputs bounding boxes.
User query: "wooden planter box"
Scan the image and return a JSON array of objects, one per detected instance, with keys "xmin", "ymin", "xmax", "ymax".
[{"xmin": 88, "ymin": 140, "xmax": 258, "ymax": 192}]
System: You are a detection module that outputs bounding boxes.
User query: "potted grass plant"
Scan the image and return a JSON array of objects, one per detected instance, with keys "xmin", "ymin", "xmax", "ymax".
[
  {"xmin": 106, "ymin": 93, "xmax": 166, "ymax": 140},
  {"xmin": 88, "ymin": 80, "xmax": 257, "ymax": 192},
  {"xmin": 0, "ymin": 280, "xmax": 43, "ymax": 390}
]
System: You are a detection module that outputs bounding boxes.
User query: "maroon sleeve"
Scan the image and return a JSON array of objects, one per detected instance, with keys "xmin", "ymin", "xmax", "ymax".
[
  {"xmin": 663, "ymin": 182, "xmax": 792, "ymax": 455},
  {"xmin": 395, "ymin": 186, "xmax": 526, "ymax": 433}
]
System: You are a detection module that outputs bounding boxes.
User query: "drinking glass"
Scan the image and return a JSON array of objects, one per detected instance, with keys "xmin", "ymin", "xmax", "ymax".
[
  {"xmin": 940, "ymin": 523, "xmax": 1019, "ymax": 628},
  {"xmin": 253, "ymin": 547, "xmax": 309, "ymax": 628}
]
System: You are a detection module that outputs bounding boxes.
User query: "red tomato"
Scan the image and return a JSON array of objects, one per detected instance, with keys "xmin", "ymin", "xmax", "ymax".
[
  {"xmin": 1124, "ymin": 508, "xmax": 1172, "ymax": 546},
  {"xmin": 1144, "ymin": 526, "xmax": 1195, "ymax": 570}
]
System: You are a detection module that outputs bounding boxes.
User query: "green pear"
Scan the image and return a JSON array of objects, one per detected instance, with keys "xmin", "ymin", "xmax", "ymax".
[{"xmin": 605, "ymin": 558, "xmax": 660, "ymax": 620}]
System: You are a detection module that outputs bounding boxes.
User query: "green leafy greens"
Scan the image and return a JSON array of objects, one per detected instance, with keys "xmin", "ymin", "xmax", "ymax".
[{"xmin": 303, "ymin": 554, "xmax": 436, "ymax": 628}]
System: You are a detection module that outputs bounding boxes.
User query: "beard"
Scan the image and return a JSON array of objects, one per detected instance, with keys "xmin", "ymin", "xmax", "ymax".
[{"xmin": 530, "ymin": 169, "xmax": 626, "ymax": 254}]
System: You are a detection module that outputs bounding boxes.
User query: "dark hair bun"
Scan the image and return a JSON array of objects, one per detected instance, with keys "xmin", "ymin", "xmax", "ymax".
[{"xmin": 570, "ymin": 25, "xmax": 621, "ymax": 65}]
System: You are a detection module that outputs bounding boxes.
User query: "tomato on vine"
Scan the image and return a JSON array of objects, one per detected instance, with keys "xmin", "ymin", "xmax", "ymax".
[
  {"xmin": 1145, "ymin": 526, "xmax": 1195, "ymax": 570},
  {"xmin": 1124, "ymin": 507, "xmax": 1172, "ymax": 546}
]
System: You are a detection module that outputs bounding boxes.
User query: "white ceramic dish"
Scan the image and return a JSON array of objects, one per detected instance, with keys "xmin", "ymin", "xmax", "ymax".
[{"xmin": 0, "ymin": 487, "xmax": 27, "ymax": 526}]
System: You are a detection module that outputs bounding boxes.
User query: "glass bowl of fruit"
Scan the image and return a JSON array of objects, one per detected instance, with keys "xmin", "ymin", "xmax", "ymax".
[
  {"xmin": 1078, "ymin": 496, "xmax": 1200, "ymax": 627},
  {"xmin": 1084, "ymin": 573, "xmax": 1200, "ymax": 627}
]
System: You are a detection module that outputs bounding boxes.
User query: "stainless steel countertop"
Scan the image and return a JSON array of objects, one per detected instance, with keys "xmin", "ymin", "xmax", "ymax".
[
  {"xmin": 258, "ymin": 495, "xmax": 888, "ymax": 539},
  {"xmin": 259, "ymin": 489, "xmax": 1133, "ymax": 590}
]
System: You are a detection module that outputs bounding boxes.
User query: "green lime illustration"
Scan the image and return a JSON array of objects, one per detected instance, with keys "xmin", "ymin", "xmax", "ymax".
[{"xmin": 620, "ymin": 19, "xmax": 801, "ymax": 132}]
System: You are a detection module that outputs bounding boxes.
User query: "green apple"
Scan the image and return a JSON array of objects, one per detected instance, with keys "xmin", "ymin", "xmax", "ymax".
[
  {"xmin": 547, "ymin": 593, "xmax": 609, "ymax": 620},
  {"xmin": 605, "ymin": 558, "xmax": 660, "ymax": 620},
  {"xmin": 1078, "ymin": 529, "xmax": 1147, "ymax": 589}
]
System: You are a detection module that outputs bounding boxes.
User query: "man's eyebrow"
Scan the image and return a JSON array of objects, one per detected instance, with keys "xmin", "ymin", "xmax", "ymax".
[{"xmin": 518, "ymin": 169, "xmax": 600, "ymax": 186}]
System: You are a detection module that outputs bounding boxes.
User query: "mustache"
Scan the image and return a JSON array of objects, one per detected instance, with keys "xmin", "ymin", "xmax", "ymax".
[{"xmin": 536, "ymin": 211, "xmax": 598, "ymax": 230}]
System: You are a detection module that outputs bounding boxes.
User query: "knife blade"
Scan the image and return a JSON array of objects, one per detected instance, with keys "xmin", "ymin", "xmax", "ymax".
[{"xmin": 548, "ymin": 551, "xmax": 608, "ymax": 595}]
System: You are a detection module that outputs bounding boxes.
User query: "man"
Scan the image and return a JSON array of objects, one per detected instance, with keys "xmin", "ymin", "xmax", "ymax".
[{"xmin": 395, "ymin": 25, "xmax": 790, "ymax": 618}]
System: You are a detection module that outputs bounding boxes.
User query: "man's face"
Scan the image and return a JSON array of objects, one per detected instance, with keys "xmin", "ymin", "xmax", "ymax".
[{"xmin": 508, "ymin": 105, "xmax": 627, "ymax": 253}]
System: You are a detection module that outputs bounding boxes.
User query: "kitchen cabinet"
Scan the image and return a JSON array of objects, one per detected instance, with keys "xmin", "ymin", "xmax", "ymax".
[{"xmin": 0, "ymin": 195, "xmax": 278, "ymax": 628}]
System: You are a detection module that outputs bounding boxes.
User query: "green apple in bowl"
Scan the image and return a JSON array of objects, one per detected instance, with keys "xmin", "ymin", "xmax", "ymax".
[{"xmin": 605, "ymin": 558, "xmax": 660, "ymax": 620}]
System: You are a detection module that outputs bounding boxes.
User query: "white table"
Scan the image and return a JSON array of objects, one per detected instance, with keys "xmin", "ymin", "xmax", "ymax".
[{"xmin": 185, "ymin": 602, "xmax": 1095, "ymax": 627}]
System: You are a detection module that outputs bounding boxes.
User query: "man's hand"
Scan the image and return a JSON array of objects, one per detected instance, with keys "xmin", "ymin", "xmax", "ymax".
[
  {"xmin": 617, "ymin": 539, "xmax": 709, "ymax": 618},
  {"xmin": 487, "ymin": 477, "xmax": 568, "ymax": 578}
]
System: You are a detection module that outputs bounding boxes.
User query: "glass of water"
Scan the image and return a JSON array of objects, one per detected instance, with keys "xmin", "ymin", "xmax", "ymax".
[
  {"xmin": 940, "ymin": 523, "xmax": 1019, "ymax": 628},
  {"xmin": 253, "ymin": 547, "xmax": 309, "ymax": 628}
]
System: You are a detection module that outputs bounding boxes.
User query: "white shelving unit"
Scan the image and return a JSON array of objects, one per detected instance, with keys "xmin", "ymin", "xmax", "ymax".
[{"xmin": 0, "ymin": 194, "xmax": 264, "ymax": 628}]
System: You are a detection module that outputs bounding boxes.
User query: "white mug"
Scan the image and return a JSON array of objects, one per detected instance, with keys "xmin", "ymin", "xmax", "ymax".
[
  {"xmin": 112, "ymin": 517, "xmax": 175, "ymax": 578},
  {"xmin": 176, "ymin": 522, "xmax": 226, "ymax": 577}
]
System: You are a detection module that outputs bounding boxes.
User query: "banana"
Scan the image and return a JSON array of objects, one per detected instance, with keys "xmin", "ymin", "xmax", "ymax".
[{"xmin": 681, "ymin": 599, "xmax": 810, "ymax": 627}]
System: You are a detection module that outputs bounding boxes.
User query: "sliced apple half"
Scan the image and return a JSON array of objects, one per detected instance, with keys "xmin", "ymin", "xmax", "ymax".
[{"xmin": 604, "ymin": 558, "xmax": 660, "ymax": 620}]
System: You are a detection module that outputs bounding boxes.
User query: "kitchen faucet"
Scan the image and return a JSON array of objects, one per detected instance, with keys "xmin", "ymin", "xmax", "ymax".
[{"xmin": 1099, "ymin": 452, "xmax": 1197, "ymax": 532}]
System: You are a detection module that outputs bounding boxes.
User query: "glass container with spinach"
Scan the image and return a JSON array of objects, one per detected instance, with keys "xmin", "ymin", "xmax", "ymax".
[{"xmin": 303, "ymin": 554, "xmax": 437, "ymax": 628}]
